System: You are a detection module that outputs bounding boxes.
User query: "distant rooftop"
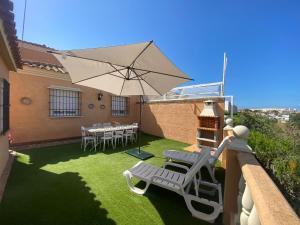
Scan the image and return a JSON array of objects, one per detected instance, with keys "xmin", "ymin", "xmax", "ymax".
[
  {"xmin": 18, "ymin": 40, "xmax": 66, "ymax": 74},
  {"xmin": 0, "ymin": 0, "xmax": 22, "ymax": 68}
]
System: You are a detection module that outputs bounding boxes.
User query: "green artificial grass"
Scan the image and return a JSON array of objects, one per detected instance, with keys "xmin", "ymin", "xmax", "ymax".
[{"xmin": 0, "ymin": 134, "xmax": 224, "ymax": 225}]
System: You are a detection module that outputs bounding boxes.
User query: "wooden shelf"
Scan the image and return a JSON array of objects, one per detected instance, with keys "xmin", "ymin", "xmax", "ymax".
[
  {"xmin": 197, "ymin": 127, "xmax": 218, "ymax": 131},
  {"xmin": 196, "ymin": 137, "xmax": 217, "ymax": 143}
]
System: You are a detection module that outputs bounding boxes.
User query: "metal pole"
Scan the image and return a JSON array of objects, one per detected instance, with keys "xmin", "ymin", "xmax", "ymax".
[
  {"xmin": 21, "ymin": 0, "xmax": 27, "ymax": 42},
  {"xmin": 222, "ymin": 53, "xmax": 227, "ymax": 96},
  {"xmin": 138, "ymin": 95, "xmax": 142, "ymax": 153},
  {"xmin": 231, "ymin": 96, "xmax": 234, "ymax": 118}
]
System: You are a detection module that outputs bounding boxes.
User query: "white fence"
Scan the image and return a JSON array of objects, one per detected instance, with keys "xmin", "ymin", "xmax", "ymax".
[
  {"xmin": 145, "ymin": 82, "xmax": 223, "ymax": 101},
  {"xmin": 144, "ymin": 82, "xmax": 234, "ymax": 117}
]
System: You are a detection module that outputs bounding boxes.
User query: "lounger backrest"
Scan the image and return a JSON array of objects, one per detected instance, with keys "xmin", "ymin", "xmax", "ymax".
[
  {"xmin": 183, "ymin": 149, "xmax": 210, "ymax": 187},
  {"xmin": 210, "ymin": 136, "xmax": 231, "ymax": 165}
]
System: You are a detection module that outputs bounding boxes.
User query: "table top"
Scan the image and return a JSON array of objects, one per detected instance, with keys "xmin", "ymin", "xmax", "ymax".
[{"xmin": 86, "ymin": 125, "xmax": 138, "ymax": 133}]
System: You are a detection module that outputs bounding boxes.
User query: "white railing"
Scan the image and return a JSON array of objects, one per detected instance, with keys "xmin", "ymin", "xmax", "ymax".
[
  {"xmin": 144, "ymin": 82, "xmax": 223, "ymax": 102},
  {"xmin": 144, "ymin": 82, "xmax": 235, "ymax": 118},
  {"xmin": 223, "ymin": 123, "xmax": 299, "ymax": 225}
]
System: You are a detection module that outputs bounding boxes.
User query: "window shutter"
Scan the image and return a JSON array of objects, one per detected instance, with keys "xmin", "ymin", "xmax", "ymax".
[{"xmin": 3, "ymin": 79, "xmax": 9, "ymax": 134}]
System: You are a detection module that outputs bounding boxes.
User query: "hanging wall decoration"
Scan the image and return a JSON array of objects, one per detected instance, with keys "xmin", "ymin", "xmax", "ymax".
[{"xmin": 20, "ymin": 97, "xmax": 32, "ymax": 105}]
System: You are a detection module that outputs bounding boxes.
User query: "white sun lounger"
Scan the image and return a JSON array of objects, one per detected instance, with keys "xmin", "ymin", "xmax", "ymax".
[
  {"xmin": 163, "ymin": 136, "xmax": 232, "ymax": 183},
  {"xmin": 123, "ymin": 149, "xmax": 223, "ymax": 223}
]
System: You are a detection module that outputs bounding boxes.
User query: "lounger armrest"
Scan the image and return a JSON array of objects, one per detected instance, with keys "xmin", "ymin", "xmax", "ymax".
[
  {"xmin": 151, "ymin": 175, "xmax": 181, "ymax": 188},
  {"xmin": 163, "ymin": 162, "xmax": 190, "ymax": 172}
]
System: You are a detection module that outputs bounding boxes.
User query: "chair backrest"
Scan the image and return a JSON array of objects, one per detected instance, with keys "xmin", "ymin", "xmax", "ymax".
[
  {"xmin": 125, "ymin": 128, "xmax": 133, "ymax": 133},
  {"xmin": 183, "ymin": 149, "xmax": 210, "ymax": 187},
  {"xmin": 104, "ymin": 131, "xmax": 113, "ymax": 138},
  {"xmin": 81, "ymin": 126, "xmax": 86, "ymax": 137},
  {"xmin": 209, "ymin": 136, "xmax": 232, "ymax": 165},
  {"xmin": 132, "ymin": 122, "xmax": 138, "ymax": 127},
  {"xmin": 115, "ymin": 130, "xmax": 124, "ymax": 135}
]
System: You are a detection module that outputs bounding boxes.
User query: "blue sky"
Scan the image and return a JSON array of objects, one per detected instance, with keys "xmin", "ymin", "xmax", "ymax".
[{"xmin": 13, "ymin": 0, "xmax": 300, "ymax": 110}]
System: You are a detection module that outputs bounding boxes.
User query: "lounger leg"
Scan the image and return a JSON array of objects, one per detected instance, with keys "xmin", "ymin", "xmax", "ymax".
[
  {"xmin": 123, "ymin": 170, "xmax": 151, "ymax": 195},
  {"xmin": 183, "ymin": 192, "xmax": 223, "ymax": 223},
  {"xmin": 206, "ymin": 164, "xmax": 218, "ymax": 183}
]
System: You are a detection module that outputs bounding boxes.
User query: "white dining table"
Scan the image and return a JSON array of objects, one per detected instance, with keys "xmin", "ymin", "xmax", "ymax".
[{"xmin": 85, "ymin": 125, "xmax": 138, "ymax": 134}]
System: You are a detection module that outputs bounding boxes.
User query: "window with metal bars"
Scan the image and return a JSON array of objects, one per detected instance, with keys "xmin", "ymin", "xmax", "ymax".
[
  {"xmin": 111, "ymin": 96, "xmax": 129, "ymax": 116},
  {"xmin": 0, "ymin": 78, "xmax": 9, "ymax": 135},
  {"xmin": 49, "ymin": 88, "xmax": 81, "ymax": 117}
]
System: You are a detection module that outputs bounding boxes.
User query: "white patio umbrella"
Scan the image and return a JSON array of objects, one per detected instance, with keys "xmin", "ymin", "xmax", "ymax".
[{"xmin": 49, "ymin": 41, "xmax": 192, "ymax": 159}]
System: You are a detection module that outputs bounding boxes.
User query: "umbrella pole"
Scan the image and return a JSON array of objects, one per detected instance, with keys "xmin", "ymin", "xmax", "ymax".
[
  {"xmin": 138, "ymin": 95, "xmax": 142, "ymax": 154},
  {"xmin": 125, "ymin": 95, "xmax": 153, "ymax": 160}
]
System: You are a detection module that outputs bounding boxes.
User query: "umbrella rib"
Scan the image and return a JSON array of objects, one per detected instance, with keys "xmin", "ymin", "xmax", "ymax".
[
  {"xmin": 131, "ymin": 69, "xmax": 146, "ymax": 95},
  {"xmin": 134, "ymin": 68, "xmax": 193, "ymax": 80},
  {"xmin": 132, "ymin": 69, "xmax": 163, "ymax": 95},
  {"xmin": 119, "ymin": 79, "xmax": 126, "ymax": 95},
  {"xmin": 129, "ymin": 41, "xmax": 153, "ymax": 68},
  {"xmin": 140, "ymin": 76, "xmax": 163, "ymax": 95},
  {"xmin": 130, "ymin": 71, "xmax": 151, "ymax": 79},
  {"xmin": 73, "ymin": 69, "xmax": 125, "ymax": 84},
  {"xmin": 108, "ymin": 63, "xmax": 127, "ymax": 78},
  {"xmin": 48, "ymin": 50, "xmax": 128, "ymax": 70}
]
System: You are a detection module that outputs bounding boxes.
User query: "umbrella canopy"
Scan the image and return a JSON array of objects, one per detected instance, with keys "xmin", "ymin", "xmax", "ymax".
[{"xmin": 49, "ymin": 41, "xmax": 192, "ymax": 96}]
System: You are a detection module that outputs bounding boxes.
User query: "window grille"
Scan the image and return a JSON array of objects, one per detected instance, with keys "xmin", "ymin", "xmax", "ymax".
[
  {"xmin": 111, "ymin": 96, "xmax": 128, "ymax": 116},
  {"xmin": 0, "ymin": 79, "xmax": 10, "ymax": 135},
  {"xmin": 49, "ymin": 88, "xmax": 81, "ymax": 117}
]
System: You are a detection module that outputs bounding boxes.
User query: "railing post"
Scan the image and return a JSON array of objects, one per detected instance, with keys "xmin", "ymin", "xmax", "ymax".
[
  {"xmin": 221, "ymin": 118, "xmax": 234, "ymax": 168},
  {"xmin": 223, "ymin": 125, "xmax": 252, "ymax": 225},
  {"xmin": 235, "ymin": 176, "xmax": 246, "ymax": 224},
  {"xmin": 240, "ymin": 184, "xmax": 254, "ymax": 225}
]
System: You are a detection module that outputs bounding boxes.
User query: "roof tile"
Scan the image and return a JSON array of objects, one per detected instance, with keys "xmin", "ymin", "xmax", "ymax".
[{"xmin": 18, "ymin": 40, "xmax": 67, "ymax": 74}]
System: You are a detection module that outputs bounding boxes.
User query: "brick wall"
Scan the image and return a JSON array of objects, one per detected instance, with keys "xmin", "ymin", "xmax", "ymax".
[
  {"xmin": 141, "ymin": 99, "xmax": 224, "ymax": 145},
  {"xmin": 9, "ymin": 70, "xmax": 139, "ymax": 144},
  {"xmin": 10, "ymin": 67, "xmax": 224, "ymax": 146}
]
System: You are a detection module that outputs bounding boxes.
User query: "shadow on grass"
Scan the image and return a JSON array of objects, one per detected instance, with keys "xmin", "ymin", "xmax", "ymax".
[
  {"xmin": 16, "ymin": 133, "xmax": 162, "ymax": 168},
  {"xmin": 0, "ymin": 158, "xmax": 116, "ymax": 225}
]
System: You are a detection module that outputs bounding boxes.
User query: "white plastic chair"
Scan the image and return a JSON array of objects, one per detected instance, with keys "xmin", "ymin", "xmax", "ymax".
[
  {"xmin": 81, "ymin": 126, "xmax": 97, "ymax": 151},
  {"xmin": 124, "ymin": 128, "xmax": 135, "ymax": 145},
  {"xmin": 114, "ymin": 130, "xmax": 124, "ymax": 147},
  {"xmin": 101, "ymin": 131, "xmax": 115, "ymax": 151},
  {"xmin": 131, "ymin": 123, "xmax": 138, "ymax": 141}
]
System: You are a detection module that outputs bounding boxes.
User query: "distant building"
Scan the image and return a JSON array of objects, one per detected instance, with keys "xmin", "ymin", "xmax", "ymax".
[
  {"xmin": 239, "ymin": 107, "xmax": 296, "ymax": 123},
  {"xmin": 247, "ymin": 108, "xmax": 297, "ymax": 114}
]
